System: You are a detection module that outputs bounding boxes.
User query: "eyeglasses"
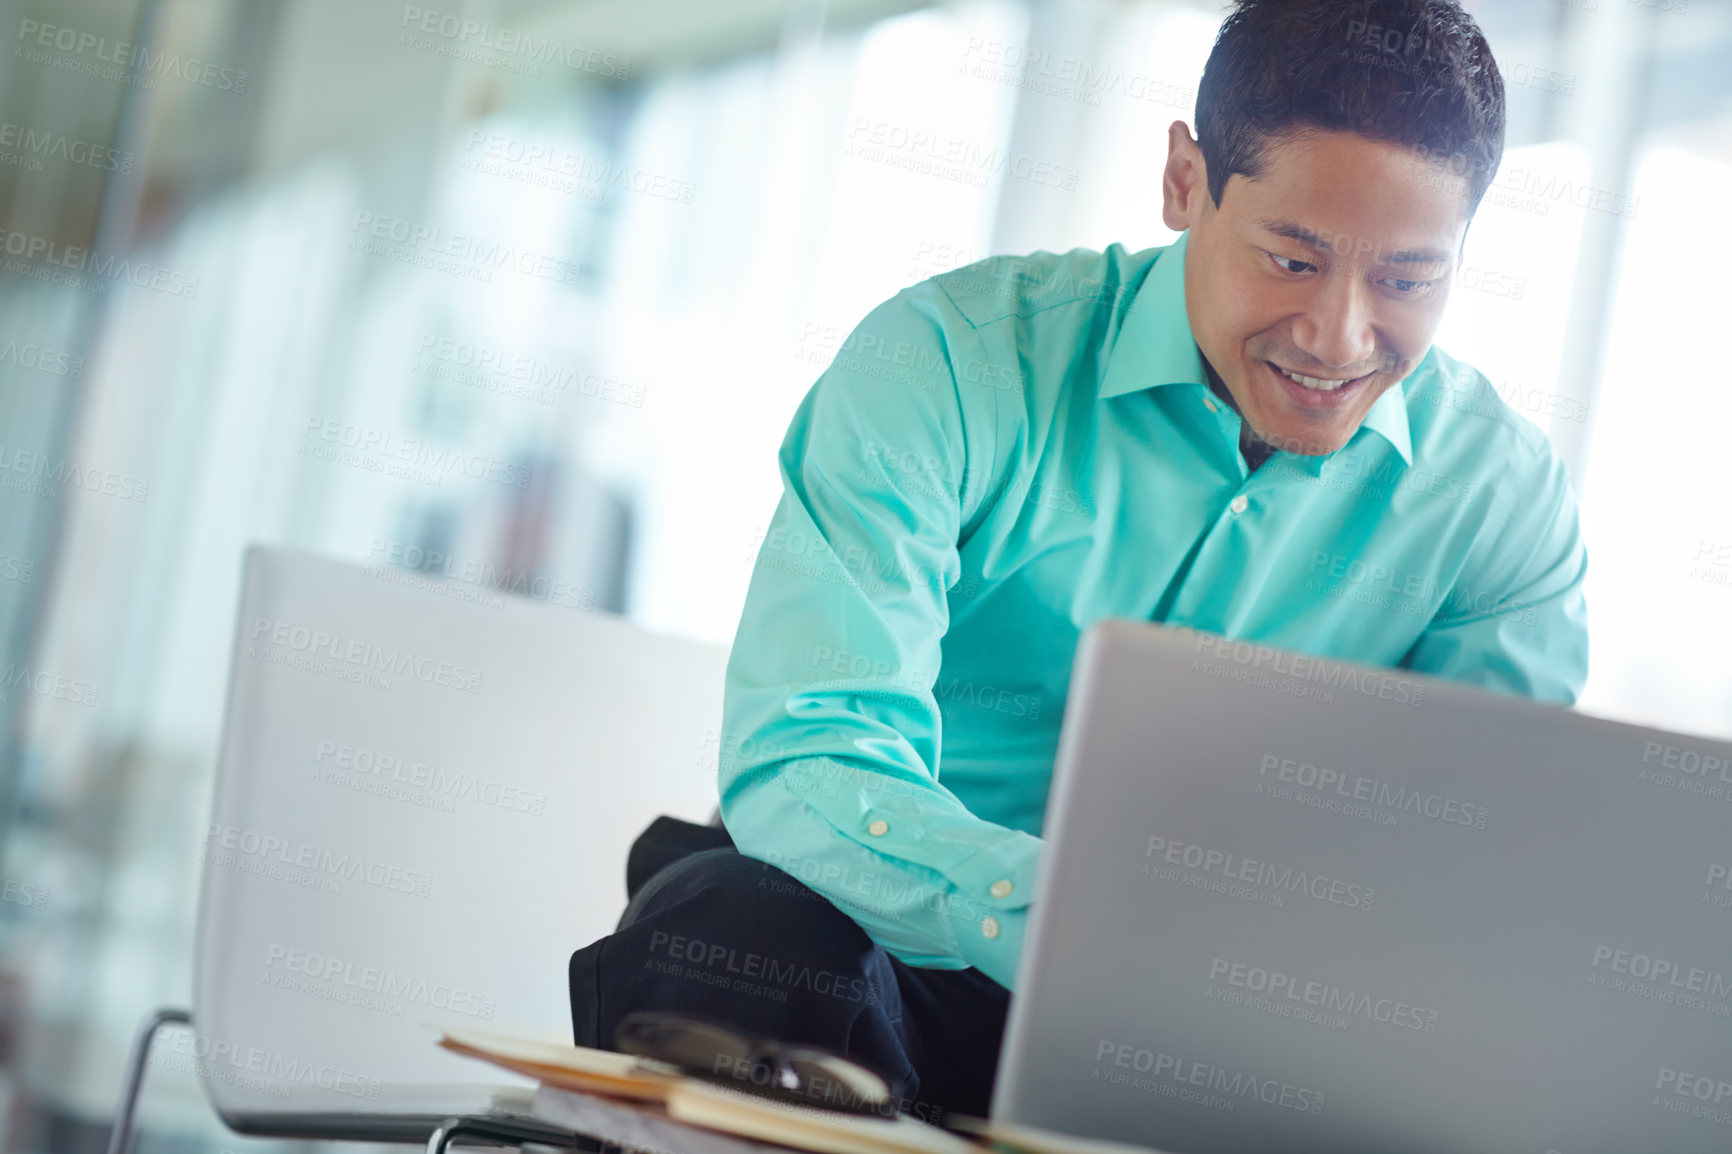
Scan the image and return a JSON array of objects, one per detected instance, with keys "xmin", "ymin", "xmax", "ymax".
[{"xmin": 615, "ymin": 1011, "xmax": 893, "ymax": 1116}]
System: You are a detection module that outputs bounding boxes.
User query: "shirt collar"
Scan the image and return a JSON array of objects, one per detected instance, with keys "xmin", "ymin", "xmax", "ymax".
[
  {"xmin": 1099, "ymin": 229, "xmax": 1208, "ymax": 400},
  {"xmin": 1097, "ymin": 229, "xmax": 1413, "ymax": 469}
]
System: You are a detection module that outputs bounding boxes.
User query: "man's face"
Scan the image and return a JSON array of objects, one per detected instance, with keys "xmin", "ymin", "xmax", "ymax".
[{"xmin": 1161, "ymin": 125, "xmax": 1470, "ymax": 457}]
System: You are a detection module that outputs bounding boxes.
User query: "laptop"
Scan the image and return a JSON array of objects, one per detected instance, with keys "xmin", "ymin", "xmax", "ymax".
[{"xmin": 993, "ymin": 619, "xmax": 1732, "ymax": 1154}]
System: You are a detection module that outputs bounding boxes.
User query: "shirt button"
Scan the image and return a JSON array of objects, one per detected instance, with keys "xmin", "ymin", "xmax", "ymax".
[
  {"xmin": 867, "ymin": 819, "xmax": 889, "ymax": 837},
  {"xmin": 1229, "ymin": 495, "xmax": 1249, "ymax": 515},
  {"xmin": 981, "ymin": 916, "xmax": 1001, "ymax": 939},
  {"xmin": 1203, "ymin": 396, "xmax": 1218, "ymax": 413},
  {"xmin": 989, "ymin": 879, "xmax": 1013, "ymax": 899}
]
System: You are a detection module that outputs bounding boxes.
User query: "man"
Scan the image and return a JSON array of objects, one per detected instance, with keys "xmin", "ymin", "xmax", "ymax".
[{"xmin": 570, "ymin": 0, "xmax": 1587, "ymax": 1122}]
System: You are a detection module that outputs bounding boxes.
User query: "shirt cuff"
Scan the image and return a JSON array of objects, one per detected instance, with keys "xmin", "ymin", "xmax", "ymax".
[
  {"xmin": 953, "ymin": 904, "xmax": 1028, "ymax": 989},
  {"xmin": 944, "ymin": 833, "xmax": 1042, "ymax": 989}
]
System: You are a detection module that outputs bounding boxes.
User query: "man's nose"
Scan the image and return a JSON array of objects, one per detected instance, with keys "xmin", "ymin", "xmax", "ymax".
[{"xmin": 1292, "ymin": 272, "xmax": 1378, "ymax": 372}]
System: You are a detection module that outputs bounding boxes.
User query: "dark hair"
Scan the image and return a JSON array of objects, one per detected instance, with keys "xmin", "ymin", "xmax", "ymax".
[{"xmin": 1194, "ymin": 0, "xmax": 1505, "ymax": 216}]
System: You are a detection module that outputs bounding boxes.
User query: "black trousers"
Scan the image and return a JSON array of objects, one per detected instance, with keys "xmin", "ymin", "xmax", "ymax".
[{"xmin": 568, "ymin": 826, "xmax": 1011, "ymax": 1121}]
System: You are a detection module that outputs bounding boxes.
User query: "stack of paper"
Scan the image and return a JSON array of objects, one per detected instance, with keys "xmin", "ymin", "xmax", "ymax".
[
  {"xmin": 438, "ymin": 1028, "xmax": 1178, "ymax": 1154},
  {"xmin": 438, "ymin": 1027, "xmax": 682, "ymax": 1099}
]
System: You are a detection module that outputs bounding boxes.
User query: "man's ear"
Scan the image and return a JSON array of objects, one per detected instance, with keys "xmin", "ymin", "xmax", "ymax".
[{"xmin": 1162, "ymin": 121, "xmax": 1209, "ymax": 232}]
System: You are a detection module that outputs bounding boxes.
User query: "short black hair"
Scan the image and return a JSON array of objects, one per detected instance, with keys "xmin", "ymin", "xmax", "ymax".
[{"xmin": 1194, "ymin": 0, "xmax": 1505, "ymax": 217}]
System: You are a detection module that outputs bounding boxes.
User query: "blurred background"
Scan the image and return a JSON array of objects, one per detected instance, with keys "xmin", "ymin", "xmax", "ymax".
[{"xmin": 0, "ymin": 0, "xmax": 1727, "ymax": 1150}]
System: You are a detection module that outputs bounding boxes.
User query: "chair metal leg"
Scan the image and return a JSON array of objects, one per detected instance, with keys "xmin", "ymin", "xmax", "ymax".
[
  {"xmin": 105, "ymin": 1006, "xmax": 192, "ymax": 1154},
  {"xmin": 426, "ymin": 1114, "xmax": 582, "ymax": 1153}
]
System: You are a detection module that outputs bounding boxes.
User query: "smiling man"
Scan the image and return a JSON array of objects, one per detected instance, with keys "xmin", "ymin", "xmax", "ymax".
[{"xmin": 570, "ymin": 0, "xmax": 1587, "ymax": 1122}]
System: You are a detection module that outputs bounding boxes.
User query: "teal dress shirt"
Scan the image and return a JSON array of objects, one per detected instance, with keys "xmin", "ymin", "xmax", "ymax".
[{"xmin": 718, "ymin": 230, "xmax": 1589, "ymax": 991}]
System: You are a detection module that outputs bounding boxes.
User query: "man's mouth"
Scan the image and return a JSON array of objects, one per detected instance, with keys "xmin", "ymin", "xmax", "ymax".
[
  {"xmin": 1268, "ymin": 362, "xmax": 1373, "ymax": 392},
  {"xmin": 1262, "ymin": 360, "xmax": 1377, "ymax": 408}
]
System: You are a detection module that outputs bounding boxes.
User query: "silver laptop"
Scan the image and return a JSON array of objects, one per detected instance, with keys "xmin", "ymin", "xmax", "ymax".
[{"xmin": 994, "ymin": 619, "xmax": 1732, "ymax": 1154}]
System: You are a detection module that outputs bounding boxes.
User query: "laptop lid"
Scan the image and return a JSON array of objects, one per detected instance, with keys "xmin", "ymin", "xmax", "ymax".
[{"xmin": 995, "ymin": 618, "xmax": 1732, "ymax": 1154}]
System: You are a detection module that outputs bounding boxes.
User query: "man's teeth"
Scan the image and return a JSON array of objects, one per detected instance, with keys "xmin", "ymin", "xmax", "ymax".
[{"xmin": 1276, "ymin": 365, "xmax": 1356, "ymax": 392}]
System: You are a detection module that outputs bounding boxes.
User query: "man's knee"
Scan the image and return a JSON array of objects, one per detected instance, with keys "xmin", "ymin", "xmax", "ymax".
[
  {"xmin": 621, "ymin": 848, "xmax": 871, "ymax": 959},
  {"xmin": 572, "ymin": 847, "xmax": 908, "ymax": 1080}
]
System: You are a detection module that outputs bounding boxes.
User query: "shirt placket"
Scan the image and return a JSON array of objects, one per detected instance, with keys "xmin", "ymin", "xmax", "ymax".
[{"xmin": 1160, "ymin": 387, "xmax": 1295, "ymax": 628}]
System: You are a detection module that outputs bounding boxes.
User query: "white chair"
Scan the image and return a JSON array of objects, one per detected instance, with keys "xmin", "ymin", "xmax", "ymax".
[{"xmin": 109, "ymin": 544, "xmax": 730, "ymax": 1153}]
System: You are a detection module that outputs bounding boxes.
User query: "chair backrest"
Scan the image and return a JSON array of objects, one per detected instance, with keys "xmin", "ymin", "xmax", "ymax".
[{"xmin": 192, "ymin": 545, "xmax": 729, "ymax": 1131}]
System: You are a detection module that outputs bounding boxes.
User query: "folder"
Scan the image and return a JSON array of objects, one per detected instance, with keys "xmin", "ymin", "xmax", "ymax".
[{"xmin": 439, "ymin": 1028, "xmax": 1178, "ymax": 1154}]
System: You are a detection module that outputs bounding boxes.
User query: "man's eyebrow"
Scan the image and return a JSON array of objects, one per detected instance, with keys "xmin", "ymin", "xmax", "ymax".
[{"xmin": 1257, "ymin": 219, "xmax": 1451, "ymax": 265}]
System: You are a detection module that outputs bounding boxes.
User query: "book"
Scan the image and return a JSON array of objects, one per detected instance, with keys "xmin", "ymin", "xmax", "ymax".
[
  {"xmin": 439, "ymin": 1028, "xmax": 1178, "ymax": 1154},
  {"xmin": 665, "ymin": 1079, "xmax": 980, "ymax": 1154},
  {"xmin": 951, "ymin": 1116, "xmax": 1180, "ymax": 1154},
  {"xmin": 438, "ymin": 1026, "xmax": 682, "ymax": 1102}
]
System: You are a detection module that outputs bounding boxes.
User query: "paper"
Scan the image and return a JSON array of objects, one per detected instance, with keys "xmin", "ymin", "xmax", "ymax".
[
  {"xmin": 438, "ymin": 1027, "xmax": 680, "ymax": 1101},
  {"xmin": 666, "ymin": 1080, "xmax": 982, "ymax": 1154}
]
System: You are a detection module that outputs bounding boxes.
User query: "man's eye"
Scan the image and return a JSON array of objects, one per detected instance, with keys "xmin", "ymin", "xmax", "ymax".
[
  {"xmin": 1380, "ymin": 275, "xmax": 1435, "ymax": 295},
  {"xmin": 1269, "ymin": 254, "xmax": 1315, "ymax": 274}
]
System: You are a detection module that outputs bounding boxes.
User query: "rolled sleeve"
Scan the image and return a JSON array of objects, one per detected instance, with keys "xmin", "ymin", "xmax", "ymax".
[
  {"xmin": 1401, "ymin": 439, "xmax": 1589, "ymax": 705},
  {"xmin": 719, "ymin": 285, "xmax": 1039, "ymax": 990}
]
